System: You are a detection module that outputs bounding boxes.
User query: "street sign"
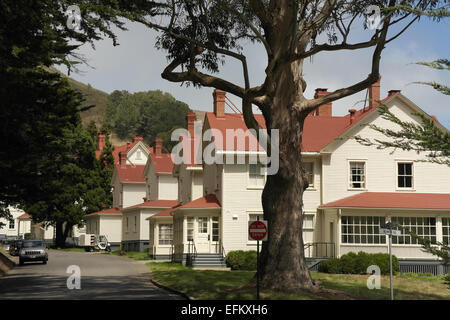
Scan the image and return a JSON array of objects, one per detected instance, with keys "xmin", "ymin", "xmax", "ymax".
[
  {"xmin": 380, "ymin": 228, "xmax": 401, "ymax": 236},
  {"xmin": 248, "ymin": 220, "xmax": 268, "ymax": 241}
]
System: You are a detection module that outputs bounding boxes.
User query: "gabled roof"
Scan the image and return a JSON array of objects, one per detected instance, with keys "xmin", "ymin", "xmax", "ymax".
[
  {"xmin": 86, "ymin": 208, "xmax": 122, "ymax": 216},
  {"xmin": 112, "ymin": 139, "xmax": 153, "ymax": 165},
  {"xmin": 17, "ymin": 213, "xmax": 31, "ymax": 219},
  {"xmin": 204, "ymin": 93, "xmax": 403, "ymax": 153},
  {"xmin": 150, "ymin": 153, "xmax": 174, "ymax": 174},
  {"xmin": 147, "ymin": 204, "xmax": 182, "ymax": 219},
  {"xmin": 320, "ymin": 192, "xmax": 450, "ymax": 210},
  {"xmin": 115, "ymin": 165, "xmax": 146, "ymax": 183},
  {"xmin": 175, "ymin": 194, "xmax": 221, "ymax": 210},
  {"xmin": 122, "ymin": 199, "xmax": 179, "ymax": 211}
]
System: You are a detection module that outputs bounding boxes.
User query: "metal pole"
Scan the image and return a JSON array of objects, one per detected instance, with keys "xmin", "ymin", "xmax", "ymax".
[
  {"xmin": 257, "ymin": 239, "xmax": 260, "ymax": 300},
  {"xmin": 389, "ymin": 233, "xmax": 393, "ymax": 301}
]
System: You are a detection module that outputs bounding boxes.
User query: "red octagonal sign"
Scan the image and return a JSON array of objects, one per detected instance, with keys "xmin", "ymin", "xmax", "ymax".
[{"xmin": 248, "ymin": 220, "xmax": 268, "ymax": 241}]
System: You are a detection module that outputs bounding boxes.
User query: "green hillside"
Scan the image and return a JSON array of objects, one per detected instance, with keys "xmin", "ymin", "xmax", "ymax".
[{"xmin": 50, "ymin": 67, "xmax": 109, "ymax": 127}]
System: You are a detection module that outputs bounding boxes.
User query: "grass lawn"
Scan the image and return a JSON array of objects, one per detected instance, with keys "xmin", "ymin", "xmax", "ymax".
[
  {"xmin": 109, "ymin": 250, "xmax": 152, "ymax": 261},
  {"xmin": 146, "ymin": 262, "xmax": 450, "ymax": 300}
]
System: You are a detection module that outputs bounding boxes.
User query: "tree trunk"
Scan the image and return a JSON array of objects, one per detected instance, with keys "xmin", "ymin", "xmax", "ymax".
[
  {"xmin": 55, "ymin": 221, "xmax": 72, "ymax": 248},
  {"xmin": 259, "ymin": 60, "xmax": 317, "ymax": 292}
]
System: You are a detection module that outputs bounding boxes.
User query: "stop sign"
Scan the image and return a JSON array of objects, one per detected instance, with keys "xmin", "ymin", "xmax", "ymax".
[{"xmin": 248, "ymin": 220, "xmax": 268, "ymax": 241}]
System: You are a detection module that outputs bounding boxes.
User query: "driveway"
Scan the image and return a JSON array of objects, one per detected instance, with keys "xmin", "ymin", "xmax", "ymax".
[{"xmin": 0, "ymin": 250, "xmax": 183, "ymax": 300}]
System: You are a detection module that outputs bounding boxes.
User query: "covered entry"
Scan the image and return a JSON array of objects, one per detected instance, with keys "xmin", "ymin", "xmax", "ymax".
[{"xmin": 172, "ymin": 194, "xmax": 222, "ymax": 261}]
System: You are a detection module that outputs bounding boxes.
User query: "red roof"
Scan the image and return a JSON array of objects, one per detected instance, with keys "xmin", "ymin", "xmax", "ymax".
[
  {"xmin": 150, "ymin": 152, "xmax": 174, "ymax": 173},
  {"xmin": 86, "ymin": 208, "xmax": 122, "ymax": 216},
  {"xmin": 321, "ymin": 192, "xmax": 450, "ymax": 210},
  {"xmin": 116, "ymin": 165, "xmax": 146, "ymax": 183},
  {"xmin": 205, "ymin": 95, "xmax": 394, "ymax": 152},
  {"xmin": 149, "ymin": 204, "xmax": 182, "ymax": 219},
  {"xmin": 17, "ymin": 213, "xmax": 31, "ymax": 219},
  {"xmin": 109, "ymin": 138, "xmax": 153, "ymax": 165},
  {"xmin": 176, "ymin": 194, "xmax": 221, "ymax": 210},
  {"xmin": 123, "ymin": 199, "xmax": 179, "ymax": 211}
]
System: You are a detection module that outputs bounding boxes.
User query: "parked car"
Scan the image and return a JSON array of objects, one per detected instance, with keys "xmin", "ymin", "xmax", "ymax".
[
  {"xmin": 1, "ymin": 240, "xmax": 12, "ymax": 252},
  {"xmin": 9, "ymin": 240, "xmax": 23, "ymax": 256},
  {"xmin": 19, "ymin": 240, "xmax": 48, "ymax": 265}
]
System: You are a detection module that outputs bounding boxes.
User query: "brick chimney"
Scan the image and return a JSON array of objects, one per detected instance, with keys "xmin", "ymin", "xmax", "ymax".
[
  {"xmin": 348, "ymin": 109, "xmax": 356, "ymax": 124},
  {"xmin": 119, "ymin": 151, "xmax": 127, "ymax": 167},
  {"xmin": 213, "ymin": 89, "xmax": 226, "ymax": 118},
  {"xmin": 97, "ymin": 133, "xmax": 106, "ymax": 153},
  {"xmin": 186, "ymin": 112, "xmax": 196, "ymax": 138},
  {"xmin": 132, "ymin": 135, "xmax": 143, "ymax": 143},
  {"xmin": 314, "ymin": 88, "xmax": 332, "ymax": 116},
  {"xmin": 369, "ymin": 74, "xmax": 381, "ymax": 109},
  {"xmin": 155, "ymin": 137, "xmax": 162, "ymax": 155}
]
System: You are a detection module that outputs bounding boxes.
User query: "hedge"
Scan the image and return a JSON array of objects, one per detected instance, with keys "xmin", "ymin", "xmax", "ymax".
[
  {"xmin": 225, "ymin": 250, "xmax": 257, "ymax": 270},
  {"xmin": 318, "ymin": 251, "xmax": 399, "ymax": 275}
]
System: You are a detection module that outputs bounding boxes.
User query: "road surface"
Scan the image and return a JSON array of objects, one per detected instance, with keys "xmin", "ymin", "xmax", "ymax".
[{"xmin": 0, "ymin": 250, "xmax": 183, "ymax": 300}]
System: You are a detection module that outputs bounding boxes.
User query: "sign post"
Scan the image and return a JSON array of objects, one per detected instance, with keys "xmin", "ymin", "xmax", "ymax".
[
  {"xmin": 248, "ymin": 218, "xmax": 268, "ymax": 300},
  {"xmin": 380, "ymin": 222, "xmax": 401, "ymax": 301}
]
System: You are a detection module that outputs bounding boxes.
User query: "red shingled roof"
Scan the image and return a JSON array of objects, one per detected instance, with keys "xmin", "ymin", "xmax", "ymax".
[
  {"xmin": 176, "ymin": 194, "xmax": 221, "ymax": 210},
  {"xmin": 150, "ymin": 152, "xmax": 174, "ymax": 173},
  {"xmin": 123, "ymin": 199, "xmax": 179, "ymax": 211},
  {"xmin": 116, "ymin": 165, "xmax": 146, "ymax": 183},
  {"xmin": 149, "ymin": 204, "xmax": 182, "ymax": 219},
  {"xmin": 109, "ymin": 138, "xmax": 153, "ymax": 165},
  {"xmin": 17, "ymin": 213, "xmax": 31, "ymax": 219},
  {"xmin": 321, "ymin": 192, "xmax": 450, "ymax": 210},
  {"xmin": 205, "ymin": 95, "xmax": 394, "ymax": 152},
  {"xmin": 86, "ymin": 208, "xmax": 122, "ymax": 216}
]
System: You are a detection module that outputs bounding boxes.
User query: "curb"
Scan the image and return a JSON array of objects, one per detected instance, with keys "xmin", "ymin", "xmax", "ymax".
[
  {"xmin": 149, "ymin": 277, "xmax": 194, "ymax": 300},
  {"xmin": 0, "ymin": 248, "xmax": 17, "ymax": 275}
]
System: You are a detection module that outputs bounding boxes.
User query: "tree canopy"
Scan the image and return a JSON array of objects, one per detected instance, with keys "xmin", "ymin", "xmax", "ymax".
[{"xmin": 105, "ymin": 90, "xmax": 191, "ymax": 149}]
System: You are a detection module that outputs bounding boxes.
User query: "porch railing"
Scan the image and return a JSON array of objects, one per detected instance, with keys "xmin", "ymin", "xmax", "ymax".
[
  {"xmin": 186, "ymin": 239, "xmax": 197, "ymax": 266},
  {"xmin": 304, "ymin": 242, "xmax": 336, "ymax": 258}
]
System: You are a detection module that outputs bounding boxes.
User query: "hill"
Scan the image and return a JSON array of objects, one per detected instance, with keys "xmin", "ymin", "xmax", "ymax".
[{"xmin": 49, "ymin": 67, "xmax": 109, "ymax": 127}]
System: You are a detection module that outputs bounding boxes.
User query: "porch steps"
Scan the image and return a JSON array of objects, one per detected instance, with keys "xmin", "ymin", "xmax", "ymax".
[{"xmin": 190, "ymin": 253, "xmax": 227, "ymax": 268}]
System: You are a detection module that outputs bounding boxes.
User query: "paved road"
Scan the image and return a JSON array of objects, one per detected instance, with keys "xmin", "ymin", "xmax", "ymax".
[{"xmin": 0, "ymin": 250, "xmax": 183, "ymax": 300}]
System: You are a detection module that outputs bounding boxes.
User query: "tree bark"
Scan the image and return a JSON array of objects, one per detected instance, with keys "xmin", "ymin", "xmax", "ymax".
[
  {"xmin": 55, "ymin": 221, "xmax": 72, "ymax": 248},
  {"xmin": 259, "ymin": 59, "xmax": 317, "ymax": 292}
]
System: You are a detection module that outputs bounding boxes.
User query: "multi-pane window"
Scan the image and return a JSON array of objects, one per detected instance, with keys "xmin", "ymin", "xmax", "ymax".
[
  {"xmin": 212, "ymin": 217, "xmax": 219, "ymax": 242},
  {"xmin": 303, "ymin": 162, "xmax": 314, "ymax": 187},
  {"xmin": 187, "ymin": 217, "xmax": 194, "ymax": 241},
  {"xmin": 249, "ymin": 164, "xmax": 265, "ymax": 187},
  {"xmin": 158, "ymin": 224, "xmax": 173, "ymax": 245},
  {"xmin": 9, "ymin": 219, "xmax": 15, "ymax": 229},
  {"xmin": 397, "ymin": 162, "xmax": 413, "ymax": 188},
  {"xmin": 349, "ymin": 162, "xmax": 366, "ymax": 189},
  {"xmin": 198, "ymin": 217, "xmax": 208, "ymax": 234},
  {"xmin": 341, "ymin": 216, "xmax": 386, "ymax": 244},
  {"xmin": 303, "ymin": 215, "xmax": 314, "ymax": 229},
  {"xmin": 442, "ymin": 218, "xmax": 450, "ymax": 245},
  {"xmin": 391, "ymin": 217, "xmax": 436, "ymax": 244}
]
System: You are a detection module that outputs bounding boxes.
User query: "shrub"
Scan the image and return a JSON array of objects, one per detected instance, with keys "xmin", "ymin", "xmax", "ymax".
[
  {"xmin": 318, "ymin": 251, "xmax": 399, "ymax": 275},
  {"xmin": 443, "ymin": 273, "xmax": 450, "ymax": 287},
  {"xmin": 225, "ymin": 250, "xmax": 257, "ymax": 270}
]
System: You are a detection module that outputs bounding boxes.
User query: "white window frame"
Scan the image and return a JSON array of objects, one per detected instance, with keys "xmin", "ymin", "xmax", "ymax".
[
  {"xmin": 391, "ymin": 216, "xmax": 436, "ymax": 245},
  {"xmin": 247, "ymin": 163, "xmax": 266, "ymax": 189},
  {"xmin": 341, "ymin": 216, "xmax": 387, "ymax": 245},
  {"xmin": 442, "ymin": 218, "xmax": 450, "ymax": 245},
  {"xmin": 158, "ymin": 223, "xmax": 173, "ymax": 246},
  {"xmin": 9, "ymin": 219, "xmax": 15, "ymax": 229},
  {"xmin": 348, "ymin": 161, "xmax": 367, "ymax": 190},
  {"xmin": 396, "ymin": 161, "xmax": 414, "ymax": 190}
]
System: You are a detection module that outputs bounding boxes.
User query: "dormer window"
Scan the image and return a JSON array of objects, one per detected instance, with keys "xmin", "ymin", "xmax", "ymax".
[{"xmin": 136, "ymin": 149, "xmax": 142, "ymax": 160}]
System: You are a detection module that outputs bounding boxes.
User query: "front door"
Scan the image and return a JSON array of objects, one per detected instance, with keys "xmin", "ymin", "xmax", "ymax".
[{"xmin": 196, "ymin": 217, "xmax": 210, "ymax": 252}]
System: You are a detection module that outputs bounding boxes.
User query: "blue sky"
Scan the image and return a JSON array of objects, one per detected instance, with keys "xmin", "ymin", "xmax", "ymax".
[{"xmin": 57, "ymin": 15, "xmax": 450, "ymax": 129}]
